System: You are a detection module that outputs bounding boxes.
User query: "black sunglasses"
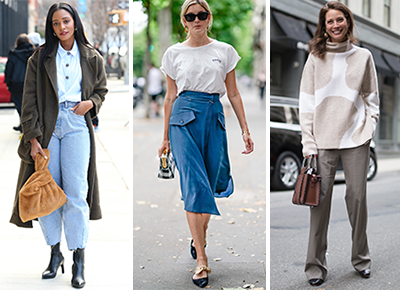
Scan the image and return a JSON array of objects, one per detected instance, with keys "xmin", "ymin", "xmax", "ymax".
[{"xmin": 184, "ymin": 11, "xmax": 209, "ymax": 22}]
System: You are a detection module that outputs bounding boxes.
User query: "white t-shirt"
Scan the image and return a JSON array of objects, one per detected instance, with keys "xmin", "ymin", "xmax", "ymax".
[{"xmin": 160, "ymin": 39, "xmax": 241, "ymax": 97}]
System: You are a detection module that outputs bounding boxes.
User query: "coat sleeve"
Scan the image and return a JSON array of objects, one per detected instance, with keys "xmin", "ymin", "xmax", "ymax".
[
  {"xmin": 88, "ymin": 53, "xmax": 107, "ymax": 119},
  {"xmin": 20, "ymin": 52, "xmax": 42, "ymax": 144},
  {"xmin": 299, "ymin": 55, "xmax": 318, "ymax": 157}
]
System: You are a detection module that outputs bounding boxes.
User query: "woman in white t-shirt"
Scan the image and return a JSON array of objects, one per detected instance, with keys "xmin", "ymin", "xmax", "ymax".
[{"xmin": 158, "ymin": 0, "xmax": 254, "ymax": 287}]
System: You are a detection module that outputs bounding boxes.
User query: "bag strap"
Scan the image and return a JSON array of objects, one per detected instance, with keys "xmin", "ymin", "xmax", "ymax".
[{"xmin": 307, "ymin": 154, "xmax": 318, "ymax": 174}]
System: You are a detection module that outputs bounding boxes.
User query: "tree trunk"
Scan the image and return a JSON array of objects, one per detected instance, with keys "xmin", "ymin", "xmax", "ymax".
[
  {"xmin": 157, "ymin": 5, "xmax": 172, "ymax": 63},
  {"xmin": 143, "ymin": 0, "xmax": 152, "ymax": 118}
]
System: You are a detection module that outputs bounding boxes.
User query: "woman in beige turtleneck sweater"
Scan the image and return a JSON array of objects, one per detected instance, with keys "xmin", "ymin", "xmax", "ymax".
[{"xmin": 299, "ymin": 1, "xmax": 379, "ymax": 287}]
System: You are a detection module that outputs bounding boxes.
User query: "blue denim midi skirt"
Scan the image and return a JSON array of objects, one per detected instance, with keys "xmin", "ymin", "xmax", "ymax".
[{"xmin": 169, "ymin": 91, "xmax": 234, "ymax": 215}]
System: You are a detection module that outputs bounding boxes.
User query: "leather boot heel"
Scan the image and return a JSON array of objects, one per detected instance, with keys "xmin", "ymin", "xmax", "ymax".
[
  {"xmin": 71, "ymin": 248, "xmax": 85, "ymax": 288},
  {"xmin": 42, "ymin": 242, "xmax": 65, "ymax": 279}
]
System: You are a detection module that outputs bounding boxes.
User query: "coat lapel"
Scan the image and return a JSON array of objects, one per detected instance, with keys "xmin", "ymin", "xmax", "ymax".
[
  {"xmin": 44, "ymin": 47, "xmax": 58, "ymax": 98},
  {"xmin": 79, "ymin": 42, "xmax": 95, "ymax": 101},
  {"xmin": 44, "ymin": 42, "xmax": 96, "ymax": 102}
]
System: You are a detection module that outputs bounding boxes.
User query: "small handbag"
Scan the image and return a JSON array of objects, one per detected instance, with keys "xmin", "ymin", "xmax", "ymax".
[
  {"xmin": 292, "ymin": 154, "xmax": 321, "ymax": 207},
  {"xmin": 157, "ymin": 150, "xmax": 176, "ymax": 179},
  {"xmin": 19, "ymin": 149, "xmax": 67, "ymax": 223}
]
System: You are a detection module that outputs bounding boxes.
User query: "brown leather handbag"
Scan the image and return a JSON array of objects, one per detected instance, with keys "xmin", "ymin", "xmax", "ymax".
[
  {"xmin": 292, "ymin": 155, "xmax": 321, "ymax": 207},
  {"xmin": 19, "ymin": 149, "xmax": 67, "ymax": 222}
]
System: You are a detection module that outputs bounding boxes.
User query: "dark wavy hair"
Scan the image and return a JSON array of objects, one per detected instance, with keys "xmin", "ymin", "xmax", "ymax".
[
  {"xmin": 38, "ymin": 2, "xmax": 91, "ymax": 71},
  {"xmin": 309, "ymin": 1, "xmax": 357, "ymax": 58}
]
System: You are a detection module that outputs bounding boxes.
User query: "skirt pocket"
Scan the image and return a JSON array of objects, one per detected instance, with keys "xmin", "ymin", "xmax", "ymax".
[
  {"xmin": 170, "ymin": 110, "xmax": 196, "ymax": 126},
  {"xmin": 217, "ymin": 112, "xmax": 226, "ymax": 131}
]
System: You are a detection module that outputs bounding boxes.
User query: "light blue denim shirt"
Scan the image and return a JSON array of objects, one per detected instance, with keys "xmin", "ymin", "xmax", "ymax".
[{"xmin": 56, "ymin": 39, "xmax": 82, "ymax": 103}]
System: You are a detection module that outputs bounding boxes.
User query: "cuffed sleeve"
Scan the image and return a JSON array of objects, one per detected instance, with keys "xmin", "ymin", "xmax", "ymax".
[
  {"xmin": 224, "ymin": 45, "xmax": 241, "ymax": 74},
  {"xmin": 160, "ymin": 48, "xmax": 176, "ymax": 80}
]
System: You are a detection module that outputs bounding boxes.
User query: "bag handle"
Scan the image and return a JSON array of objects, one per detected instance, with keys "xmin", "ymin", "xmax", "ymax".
[{"xmin": 303, "ymin": 154, "xmax": 318, "ymax": 174}]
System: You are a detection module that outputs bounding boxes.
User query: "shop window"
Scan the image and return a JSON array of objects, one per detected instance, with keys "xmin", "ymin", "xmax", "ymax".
[{"xmin": 379, "ymin": 76, "xmax": 395, "ymax": 140}]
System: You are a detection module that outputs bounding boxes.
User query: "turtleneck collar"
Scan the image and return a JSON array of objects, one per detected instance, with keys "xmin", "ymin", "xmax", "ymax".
[{"xmin": 326, "ymin": 40, "xmax": 352, "ymax": 53}]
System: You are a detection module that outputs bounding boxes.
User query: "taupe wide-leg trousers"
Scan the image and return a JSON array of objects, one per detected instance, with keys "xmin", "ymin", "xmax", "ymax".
[{"xmin": 305, "ymin": 142, "xmax": 371, "ymax": 280}]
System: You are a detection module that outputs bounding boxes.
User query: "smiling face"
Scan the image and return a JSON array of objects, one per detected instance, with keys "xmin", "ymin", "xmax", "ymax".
[
  {"xmin": 52, "ymin": 9, "xmax": 75, "ymax": 47},
  {"xmin": 325, "ymin": 9, "xmax": 349, "ymax": 43},
  {"xmin": 183, "ymin": 4, "xmax": 210, "ymax": 37}
]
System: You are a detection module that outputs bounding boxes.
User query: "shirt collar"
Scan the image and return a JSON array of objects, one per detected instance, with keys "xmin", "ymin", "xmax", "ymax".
[{"xmin": 57, "ymin": 39, "xmax": 79, "ymax": 58}]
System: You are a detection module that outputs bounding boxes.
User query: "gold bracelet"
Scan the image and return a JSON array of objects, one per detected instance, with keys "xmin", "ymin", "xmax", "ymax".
[{"xmin": 241, "ymin": 130, "xmax": 250, "ymax": 135}]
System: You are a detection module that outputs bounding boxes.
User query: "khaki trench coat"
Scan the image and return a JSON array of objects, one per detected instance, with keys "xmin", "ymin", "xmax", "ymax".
[{"xmin": 10, "ymin": 42, "xmax": 108, "ymax": 228}]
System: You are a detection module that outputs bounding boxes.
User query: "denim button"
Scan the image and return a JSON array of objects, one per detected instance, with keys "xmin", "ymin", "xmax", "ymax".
[{"xmin": 180, "ymin": 120, "xmax": 183, "ymax": 124}]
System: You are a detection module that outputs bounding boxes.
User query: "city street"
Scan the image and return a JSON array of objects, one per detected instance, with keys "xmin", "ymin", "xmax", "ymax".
[
  {"xmin": 270, "ymin": 160, "xmax": 400, "ymax": 289},
  {"xmin": 0, "ymin": 78, "xmax": 132, "ymax": 290},
  {"xmin": 133, "ymin": 84, "xmax": 266, "ymax": 289}
]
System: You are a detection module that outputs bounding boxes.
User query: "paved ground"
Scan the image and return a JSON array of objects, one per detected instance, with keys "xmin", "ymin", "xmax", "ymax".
[
  {"xmin": 270, "ymin": 146, "xmax": 400, "ymax": 290},
  {"xmin": 133, "ymin": 84, "xmax": 267, "ymax": 289},
  {"xmin": 0, "ymin": 78, "xmax": 132, "ymax": 289}
]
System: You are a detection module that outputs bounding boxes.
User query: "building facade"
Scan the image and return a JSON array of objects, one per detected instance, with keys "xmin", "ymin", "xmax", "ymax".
[
  {"xmin": 0, "ymin": 0, "xmax": 28, "ymax": 56},
  {"xmin": 271, "ymin": 0, "xmax": 400, "ymax": 152}
]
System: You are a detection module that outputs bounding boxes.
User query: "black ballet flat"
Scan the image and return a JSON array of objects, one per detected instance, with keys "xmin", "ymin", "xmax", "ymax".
[
  {"xmin": 190, "ymin": 239, "xmax": 207, "ymax": 260},
  {"xmin": 192, "ymin": 266, "xmax": 211, "ymax": 288},
  {"xmin": 309, "ymin": 278, "xmax": 324, "ymax": 286},
  {"xmin": 358, "ymin": 269, "xmax": 371, "ymax": 278},
  {"xmin": 193, "ymin": 277, "xmax": 208, "ymax": 288},
  {"xmin": 190, "ymin": 239, "xmax": 197, "ymax": 259}
]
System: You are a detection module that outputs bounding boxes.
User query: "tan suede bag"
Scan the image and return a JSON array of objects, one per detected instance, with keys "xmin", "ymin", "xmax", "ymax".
[{"xmin": 19, "ymin": 149, "xmax": 67, "ymax": 223}]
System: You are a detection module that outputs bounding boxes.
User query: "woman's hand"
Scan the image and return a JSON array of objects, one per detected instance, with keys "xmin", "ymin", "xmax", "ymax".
[
  {"xmin": 242, "ymin": 133, "xmax": 254, "ymax": 154},
  {"xmin": 158, "ymin": 140, "xmax": 171, "ymax": 157},
  {"xmin": 71, "ymin": 100, "xmax": 93, "ymax": 116},
  {"xmin": 305, "ymin": 154, "xmax": 317, "ymax": 159},
  {"xmin": 30, "ymin": 138, "xmax": 46, "ymax": 161}
]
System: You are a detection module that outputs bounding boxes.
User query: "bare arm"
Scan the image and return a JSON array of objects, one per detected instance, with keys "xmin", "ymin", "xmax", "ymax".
[
  {"xmin": 158, "ymin": 75, "xmax": 178, "ymax": 157},
  {"xmin": 225, "ymin": 69, "xmax": 254, "ymax": 154}
]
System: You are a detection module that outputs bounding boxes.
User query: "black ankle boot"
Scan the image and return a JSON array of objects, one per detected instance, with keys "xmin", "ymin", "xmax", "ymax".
[
  {"xmin": 13, "ymin": 124, "xmax": 22, "ymax": 132},
  {"xmin": 71, "ymin": 248, "xmax": 85, "ymax": 288},
  {"xmin": 42, "ymin": 242, "xmax": 65, "ymax": 279}
]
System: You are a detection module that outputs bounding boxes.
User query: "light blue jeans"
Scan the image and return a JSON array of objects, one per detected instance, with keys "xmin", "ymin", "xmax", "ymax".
[{"xmin": 38, "ymin": 101, "xmax": 90, "ymax": 250}]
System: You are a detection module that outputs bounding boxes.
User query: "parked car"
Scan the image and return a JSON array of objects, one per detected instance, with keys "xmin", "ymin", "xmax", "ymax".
[
  {"xmin": 0, "ymin": 57, "xmax": 12, "ymax": 103},
  {"xmin": 270, "ymin": 96, "xmax": 378, "ymax": 191}
]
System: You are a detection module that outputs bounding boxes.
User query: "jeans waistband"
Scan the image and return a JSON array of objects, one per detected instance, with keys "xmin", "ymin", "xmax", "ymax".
[
  {"xmin": 179, "ymin": 91, "xmax": 220, "ymax": 102},
  {"xmin": 59, "ymin": 101, "xmax": 79, "ymax": 108}
]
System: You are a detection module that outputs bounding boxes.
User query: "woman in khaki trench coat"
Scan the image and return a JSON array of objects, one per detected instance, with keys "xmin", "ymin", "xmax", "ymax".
[{"xmin": 9, "ymin": 3, "xmax": 107, "ymax": 288}]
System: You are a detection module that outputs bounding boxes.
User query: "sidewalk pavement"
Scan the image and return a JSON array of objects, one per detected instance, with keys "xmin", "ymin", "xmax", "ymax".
[
  {"xmin": 133, "ymin": 84, "xmax": 267, "ymax": 289},
  {"xmin": 376, "ymin": 154, "xmax": 400, "ymax": 173},
  {"xmin": 0, "ymin": 78, "xmax": 132, "ymax": 289}
]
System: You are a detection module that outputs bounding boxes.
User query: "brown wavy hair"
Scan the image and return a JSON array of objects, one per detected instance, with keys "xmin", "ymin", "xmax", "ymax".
[{"xmin": 309, "ymin": 1, "xmax": 357, "ymax": 58}]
